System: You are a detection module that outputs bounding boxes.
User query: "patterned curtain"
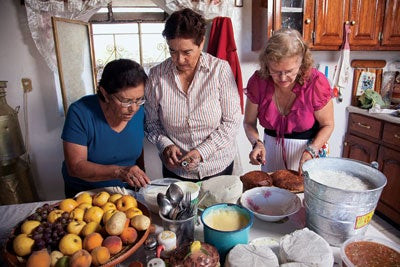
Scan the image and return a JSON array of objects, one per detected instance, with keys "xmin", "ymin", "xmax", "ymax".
[
  {"xmin": 25, "ymin": 0, "xmax": 111, "ymax": 72},
  {"xmin": 151, "ymin": 0, "xmax": 234, "ymax": 20}
]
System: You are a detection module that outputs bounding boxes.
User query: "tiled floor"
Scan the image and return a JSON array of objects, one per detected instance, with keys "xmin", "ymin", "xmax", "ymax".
[{"xmin": 370, "ymin": 215, "xmax": 400, "ymax": 244}]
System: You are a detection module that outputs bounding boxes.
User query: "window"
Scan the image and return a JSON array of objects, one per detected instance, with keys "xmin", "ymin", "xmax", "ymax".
[{"xmin": 90, "ymin": 1, "xmax": 169, "ymax": 78}]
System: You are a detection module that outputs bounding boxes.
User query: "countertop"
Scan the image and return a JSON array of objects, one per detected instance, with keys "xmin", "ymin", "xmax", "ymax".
[
  {"xmin": 347, "ymin": 106, "xmax": 400, "ymax": 124},
  {"xmin": 1, "ymin": 193, "xmax": 397, "ymax": 267}
]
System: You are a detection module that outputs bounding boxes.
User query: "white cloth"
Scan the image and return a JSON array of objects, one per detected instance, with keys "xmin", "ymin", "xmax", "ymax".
[{"xmin": 261, "ymin": 134, "xmax": 307, "ymax": 172}]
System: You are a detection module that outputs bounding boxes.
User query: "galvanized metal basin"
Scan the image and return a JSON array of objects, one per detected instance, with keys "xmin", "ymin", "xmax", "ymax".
[{"xmin": 302, "ymin": 157, "xmax": 387, "ymax": 247}]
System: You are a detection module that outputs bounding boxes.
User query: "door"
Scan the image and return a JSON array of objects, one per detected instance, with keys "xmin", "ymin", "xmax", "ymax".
[
  {"xmin": 381, "ymin": 0, "xmax": 400, "ymax": 46},
  {"xmin": 348, "ymin": 0, "xmax": 384, "ymax": 48},
  {"xmin": 342, "ymin": 134, "xmax": 378, "ymax": 163},
  {"xmin": 376, "ymin": 146, "xmax": 400, "ymax": 225}
]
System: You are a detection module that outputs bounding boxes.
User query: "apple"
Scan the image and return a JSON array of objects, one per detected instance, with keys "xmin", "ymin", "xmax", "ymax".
[
  {"xmin": 109, "ymin": 193, "xmax": 122, "ymax": 203},
  {"xmin": 70, "ymin": 208, "xmax": 84, "ymax": 221},
  {"xmin": 81, "ymin": 221, "xmax": 101, "ymax": 236},
  {"xmin": 59, "ymin": 198, "xmax": 78, "ymax": 213},
  {"xmin": 77, "ymin": 202, "xmax": 92, "ymax": 212},
  {"xmin": 101, "ymin": 202, "xmax": 116, "ymax": 213},
  {"xmin": 67, "ymin": 220, "xmax": 87, "ymax": 235},
  {"xmin": 50, "ymin": 250, "xmax": 64, "ymax": 267},
  {"xmin": 21, "ymin": 220, "xmax": 41, "ymax": 235},
  {"xmin": 125, "ymin": 207, "xmax": 143, "ymax": 219},
  {"xmin": 13, "ymin": 233, "xmax": 34, "ymax": 257},
  {"xmin": 59, "ymin": 234, "xmax": 82, "ymax": 256},
  {"xmin": 92, "ymin": 191, "xmax": 110, "ymax": 207},
  {"xmin": 116, "ymin": 195, "xmax": 137, "ymax": 212},
  {"xmin": 83, "ymin": 206, "xmax": 104, "ymax": 223},
  {"xmin": 102, "ymin": 209, "xmax": 118, "ymax": 224},
  {"xmin": 48, "ymin": 209, "xmax": 64, "ymax": 224},
  {"xmin": 55, "ymin": 256, "xmax": 70, "ymax": 267},
  {"xmin": 75, "ymin": 192, "xmax": 92, "ymax": 205}
]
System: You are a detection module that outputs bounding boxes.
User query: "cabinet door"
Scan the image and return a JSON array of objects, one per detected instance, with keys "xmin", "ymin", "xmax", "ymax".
[
  {"xmin": 342, "ymin": 134, "xmax": 378, "ymax": 163},
  {"xmin": 381, "ymin": 0, "xmax": 400, "ymax": 47},
  {"xmin": 276, "ymin": 0, "xmax": 305, "ymax": 35},
  {"xmin": 313, "ymin": 0, "xmax": 349, "ymax": 48},
  {"xmin": 376, "ymin": 146, "xmax": 400, "ymax": 225},
  {"xmin": 348, "ymin": 0, "xmax": 384, "ymax": 48}
]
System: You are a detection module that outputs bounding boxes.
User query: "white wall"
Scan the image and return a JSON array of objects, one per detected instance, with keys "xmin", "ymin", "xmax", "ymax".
[{"xmin": 1, "ymin": 0, "xmax": 399, "ymax": 201}]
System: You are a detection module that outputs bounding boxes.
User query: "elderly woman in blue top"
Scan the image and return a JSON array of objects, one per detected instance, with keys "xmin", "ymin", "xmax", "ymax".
[{"xmin": 61, "ymin": 59, "xmax": 150, "ymax": 198}]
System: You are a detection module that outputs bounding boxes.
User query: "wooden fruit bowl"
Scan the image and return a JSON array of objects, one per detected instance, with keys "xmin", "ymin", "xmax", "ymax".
[{"xmin": 2, "ymin": 200, "xmax": 151, "ymax": 267}]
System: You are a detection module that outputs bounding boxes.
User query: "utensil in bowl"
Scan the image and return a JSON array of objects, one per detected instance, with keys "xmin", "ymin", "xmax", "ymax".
[
  {"xmin": 240, "ymin": 187, "xmax": 301, "ymax": 222},
  {"xmin": 157, "ymin": 193, "xmax": 173, "ymax": 217},
  {"xmin": 166, "ymin": 183, "xmax": 184, "ymax": 207}
]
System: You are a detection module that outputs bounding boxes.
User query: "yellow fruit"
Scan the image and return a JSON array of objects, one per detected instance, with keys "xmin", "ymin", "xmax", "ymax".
[
  {"xmin": 105, "ymin": 211, "xmax": 127, "ymax": 235},
  {"xmin": 116, "ymin": 195, "xmax": 137, "ymax": 212},
  {"xmin": 59, "ymin": 234, "xmax": 82, "ymax": 256},
  {"xmin": 77, "ymin": 203, "xmax": 92, "ymax": 212},
  {"xmin": 70, "ymin": 208, "xmax": 85, "ymax": 221},
  {"xmin": 190, "ymin": 240, "xmax": 201, "ymax": 253},
  {"xmin": 59, "ymin": 198, "xmax": 78, "ymax": 213},
  {"xmin": 101, "ymin": 202, "xmax": 116, "ymax": 213},
  {"xmin": 92, "ymin": 191, "xmax": 110, "ymax": 207},
  {"xmin": 83, "ymin": 206, "xmax": 104, "ymax": 223},
  {"xmin": 75, "ymin": 192, "xmax": 92, "ymax": 205},
  {"xmin": 102, "ymin": 209, "xmax": 118, "ymax": 224},
  {"xmin": 13, "ymin": 234, "xmax": 34, "ymax": 257},
  {"xmin": 67, "ymin": 220, "xmax": 87, "ymax": 235},
  {"xmin": 125, "ymin": 207, "xmax": 143, "ymax": 219},
  {"xmin": 21, "ymin": 220, "xmax": 41, "ymax": 235},
  {"xmin": 81, "ymin": 222, "xmax": 101, "ymax": 236},
  {"xmin": 109, "ymin": 193, "xmax": 122, "ymax": 204},
  {"xmin": 130, "ymin": 215, "xmax": 150, "ymax": 231},
  {"xmin": 48, "ymin": 209, "xmax": 64, "ymax": 224}
]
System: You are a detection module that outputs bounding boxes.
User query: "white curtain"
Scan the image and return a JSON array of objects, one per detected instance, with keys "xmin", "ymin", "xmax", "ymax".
[
  {"xmin": 25, "ymin": 0, "xmax": 111, "ymax": 73},
  {"xmin": 151, "ymin": 0, "xmax": 234, "ymax": 20}
]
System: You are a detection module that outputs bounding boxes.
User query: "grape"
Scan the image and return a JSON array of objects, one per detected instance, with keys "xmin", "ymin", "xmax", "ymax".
[
  {"xmin": 36, "ymin": 207, "xmax": 43, "ymax": 213},
  {"xmin": 42, "ymin": 222, "xmax": 50, "ymax": 228},
  {"xmin": 33, "ymin": 239, "xmax": 46, "ymax": 250},
  {"xmin": 27, "ymin": 214, "xmax": 35, "ymax": 220},
  {"xmin": 43, "ymin": 232, "xmax": 51, "ymax": 240},
  {"xmin": 44, "ymin": 227, "xmax": 52, "ymax": 234},
  {"xmin": 58, "ymin": 230, "xmax": 66, "ymax": 237},
  {"xmin": 36, "ymin": 225, "xmax": 44, "ymax": 233},
  {"xmin": 43, "ymin": 203, "xmax": 50, "ymax": 210},
  {"xmin": 32, "ymin": 233, "xmax": 43, "ymax": 241},
  {"xmin": 55, "ymin": 224, "xmax": 64, "ymax": 232},
  {"xmin": 52, "ymin": 232, "xmax": 58, "ymax": 239},
  {"xmin": 60, "ymin": 218, "xmax": 67, "ymax": 224},
  {"xmin": 62, "ymin": 212, "xmax": 69, "ymax": 219},
  {"xmin": 41, "ymin": 213, "xmax": 48, "ymax": 220},
  {"xmin": 35, "ymin": 215, "xmax": 42, "ymax": 222}
]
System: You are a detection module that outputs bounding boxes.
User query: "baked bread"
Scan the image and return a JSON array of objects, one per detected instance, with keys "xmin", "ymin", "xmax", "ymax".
[
  {"xmin": 271, "ymin": 170, "xmax": 304, "ymax": 193},
  {"xmin": 168, "ymin": 241, "xmax": 220, "ymax": 267},
  {"xmin": 240, "ymin": 171, "xmax": 273, "ymax": 191}
]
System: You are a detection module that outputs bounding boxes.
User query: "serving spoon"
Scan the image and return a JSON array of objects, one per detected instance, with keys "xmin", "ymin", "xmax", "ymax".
[
  {"xmin": 166, "ymin": 183, "xmax": 184, "ymax": 207},
  {"xmin": 157, "ymin": 193, "xmax": 173, "ymax": 217}
]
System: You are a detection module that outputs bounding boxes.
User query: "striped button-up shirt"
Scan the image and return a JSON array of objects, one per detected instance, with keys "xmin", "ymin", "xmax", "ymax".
[{"xmin": 144, "ymin": 52, "xmax": 241, "ymax": 180}]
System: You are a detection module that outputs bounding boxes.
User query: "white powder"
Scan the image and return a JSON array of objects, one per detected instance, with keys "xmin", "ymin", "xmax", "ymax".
[{"xmin": 308, "ymin": 170, "xmax": 373, "ymax": 191}]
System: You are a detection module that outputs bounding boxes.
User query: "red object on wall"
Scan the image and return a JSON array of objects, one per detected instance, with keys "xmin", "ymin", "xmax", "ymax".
[{"xmin": 207, "ymin": 17, "xmax": 244, "ymax": 113}]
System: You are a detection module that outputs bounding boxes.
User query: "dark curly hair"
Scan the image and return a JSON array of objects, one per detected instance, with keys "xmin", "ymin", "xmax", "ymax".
[
  {"xmin": 258, "ymin": 28, "xmax": 314, "ymax": 85},
  {"xmin": 97, "ymin": 59, "xmax": 147, "ymax": 101},
  {"xmin": 162, "ymin": 8, "xmax": 206, "ymax": 46}
]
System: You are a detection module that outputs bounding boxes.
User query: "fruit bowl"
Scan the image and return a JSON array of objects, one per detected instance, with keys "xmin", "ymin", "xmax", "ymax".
[{"xmin": 2, "ymin": 196, "xmax": 151, "ymax": 267}]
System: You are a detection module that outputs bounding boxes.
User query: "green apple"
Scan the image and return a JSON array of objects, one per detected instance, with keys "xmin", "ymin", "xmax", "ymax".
[{"xmin": 55, "ymin": 256, "xmax": 70, "ymax": 267}]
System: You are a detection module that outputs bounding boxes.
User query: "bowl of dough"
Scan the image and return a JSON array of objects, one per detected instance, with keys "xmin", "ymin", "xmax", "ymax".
[
  {"xmin": 240, "ymin": 186, "xmax": 301, "ymax": 222},
  {"xmin": 140, "ymin": 178, "xmax": 180, "ymax": 213}
]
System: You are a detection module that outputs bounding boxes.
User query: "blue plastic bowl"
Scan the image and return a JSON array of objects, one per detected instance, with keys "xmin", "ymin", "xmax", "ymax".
[{"xmin": 201, "ymin": 203, "xmax": 253, "ymax": 263}]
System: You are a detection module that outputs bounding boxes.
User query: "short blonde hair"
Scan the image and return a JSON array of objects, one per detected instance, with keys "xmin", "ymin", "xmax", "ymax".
[{"xmin": 258, "ymin": 28, "xmax": 313, "ymax": 84}]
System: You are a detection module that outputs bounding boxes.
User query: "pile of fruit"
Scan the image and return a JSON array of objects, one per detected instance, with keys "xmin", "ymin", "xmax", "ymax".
[{"xmin": 9, "ymin": 191, "xmax": 151, "ymax": 267}]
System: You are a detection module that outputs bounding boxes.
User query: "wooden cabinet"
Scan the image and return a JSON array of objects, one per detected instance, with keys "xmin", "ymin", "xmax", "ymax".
[
  {"xmin": 252, "ymin": 0, "xmax": 400, "ymax": 51},
  {"xmin": 343, "ymin": 113, "xmax": 400, "ymax": 226}
]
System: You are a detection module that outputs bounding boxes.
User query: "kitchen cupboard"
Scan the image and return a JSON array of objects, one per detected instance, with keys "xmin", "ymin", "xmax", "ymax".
[
  {"xmin": 252, "ymin": 0, "xmax": 400, "ymax": 51},
  {"xmin": 343, "ymin": 112, "xmax": 400, "ymax": 226}
]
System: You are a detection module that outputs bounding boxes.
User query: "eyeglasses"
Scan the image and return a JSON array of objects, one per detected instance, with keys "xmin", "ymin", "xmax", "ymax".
[
  {"xmin": 269, "ymin": 66, "xmax": 300, "ymax": 77},
  {"xmin": 112, "ymin": 94, "xmax": 146, "ymax": 108}
]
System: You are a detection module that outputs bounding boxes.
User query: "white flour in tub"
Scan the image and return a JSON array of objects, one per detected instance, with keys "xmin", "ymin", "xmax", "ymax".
[{"xmin": 308, "ymin": 170, "xmax": 373, "ymax": 190}]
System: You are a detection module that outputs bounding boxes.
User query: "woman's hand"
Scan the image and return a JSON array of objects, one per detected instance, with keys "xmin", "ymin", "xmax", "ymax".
[
  {"xmin": 119, "ymin": 165, "xmax": 150, "ymax": 187},
  {"xmin": 162, "ymin": 145, "xmax": 182, "ymax": 168},
  {"xmin": 249, "ymin": 142, "xmax": 266, "ymax": 165},
  {"xmin": 298, "ymin": 150, "xmax": 313, "ymax": 175},
  {"xmin": 180, "ymin": 149, "xmax": 202, "ymax": 171}
]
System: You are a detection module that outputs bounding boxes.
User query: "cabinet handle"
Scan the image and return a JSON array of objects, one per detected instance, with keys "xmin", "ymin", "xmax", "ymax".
[
  {"xmin": 357, "ymin": 122, "xmax": 371, "ymax": 129},
  {"xmin": 305, "ymin": 18, "xmax": 311, "ymax": 24},
  {"xmin": 344, "ymin": 142, "xmax": 348, "ymax": 146},
  {"xmin": 351, "ymin": 21, "xmax": 356, "ymax": 26},
  {"xmin": 395, "ymin": 134, "xmax": 400, "ymax": 139}
]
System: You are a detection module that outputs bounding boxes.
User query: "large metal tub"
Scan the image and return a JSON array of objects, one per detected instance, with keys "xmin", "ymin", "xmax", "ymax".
[{"xmin": 302, "ymin": 158, "xmax": 387, "ymax": 247}]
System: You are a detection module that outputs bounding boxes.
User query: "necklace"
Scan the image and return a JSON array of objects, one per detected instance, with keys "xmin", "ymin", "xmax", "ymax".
[{"xmin": 274, "ymin": 90, "xmax": 295, "ymax": 116}]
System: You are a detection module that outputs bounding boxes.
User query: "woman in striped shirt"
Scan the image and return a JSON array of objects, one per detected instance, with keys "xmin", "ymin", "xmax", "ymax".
[{"xmin": 144, "ymin": 8, "xmax": 241, "ymax": 181}]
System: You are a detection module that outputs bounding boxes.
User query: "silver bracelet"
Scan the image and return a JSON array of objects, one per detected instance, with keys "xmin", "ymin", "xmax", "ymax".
[{"xmin": 305, "ymin": 144, "xmax": 318, "ymax": 158}]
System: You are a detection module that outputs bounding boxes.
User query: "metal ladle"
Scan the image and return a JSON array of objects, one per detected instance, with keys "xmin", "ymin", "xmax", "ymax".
[
  {"xmin": 157, "ymin": 193, "xmax": 173, "ymax": 217},
  {"xmin": 166, "ymin": 183, "xmax": 184, "ymax": 207}
]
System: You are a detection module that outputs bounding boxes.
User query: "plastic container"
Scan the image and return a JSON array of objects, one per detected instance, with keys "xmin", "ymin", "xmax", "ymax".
[
  {"xmin": 302, "ymin": 158, "xmax": 387, "ymax": 246},
  {"xmin": 201, "ymin": 203, "xmax": 253, "ymax": 264},
  {"xmin": 340, "ymin": 235, "xmax": 400, "ymax": 267}
]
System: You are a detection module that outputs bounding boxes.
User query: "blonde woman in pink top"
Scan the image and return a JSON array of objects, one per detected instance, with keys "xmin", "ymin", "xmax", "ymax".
[{"xmin": 244, "ymin": 28, "xmax": 334, "ymax": 173}]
